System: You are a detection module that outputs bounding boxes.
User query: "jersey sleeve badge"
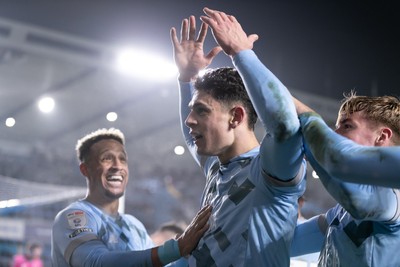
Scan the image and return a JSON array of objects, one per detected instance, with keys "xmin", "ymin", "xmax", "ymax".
[{"xmin": 66, "ymin": 210, "xmax": 88, "ymax": 229}]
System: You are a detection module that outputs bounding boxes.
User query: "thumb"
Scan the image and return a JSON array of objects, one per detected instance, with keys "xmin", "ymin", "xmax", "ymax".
[
  {"xmin": 205, "ymin": 46, "xmax": 223, "ymax": 61},
  {"xmin": 248, "ymin": 34, "xmax": 259, "ymax": 44}
]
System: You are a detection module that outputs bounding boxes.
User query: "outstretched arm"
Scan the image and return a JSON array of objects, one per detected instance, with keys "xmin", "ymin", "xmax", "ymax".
[
  {"xmin": 61, "ymin": 206, "xmax": 211, "ymax": 267},
  {"xmin": 298, "ymin": 108, "xmax": 400, "ymax": 188},
  {"xmin": 171, "ymin": 16, "xmax": 222, "ymax": 165},
  {"xmin": 201, "ymin": 7, "xmax": 304, "ymax": 181},
  {"xmin": 300, "ymin": 113, "xmax": 400, "ymax": 221}
]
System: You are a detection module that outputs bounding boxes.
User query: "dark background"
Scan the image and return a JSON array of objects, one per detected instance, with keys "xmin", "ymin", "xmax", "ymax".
[{"xmin": 1, "ymin": 0, "xmax": 398, "ymax": 99}]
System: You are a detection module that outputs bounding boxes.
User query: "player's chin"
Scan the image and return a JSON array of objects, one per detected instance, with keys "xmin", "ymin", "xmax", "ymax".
[{"xmin": 105, "ymin": 190, "xmax": 125, "ymax": 200}]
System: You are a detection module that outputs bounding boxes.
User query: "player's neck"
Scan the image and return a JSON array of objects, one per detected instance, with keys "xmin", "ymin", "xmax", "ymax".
[
  {"xmin": 219, "ymin": 133, "xmax": 259, "ymax": 164},
  {"xmin": 84, "ymin": 195, "xmax": 120, "ymax": 216}
]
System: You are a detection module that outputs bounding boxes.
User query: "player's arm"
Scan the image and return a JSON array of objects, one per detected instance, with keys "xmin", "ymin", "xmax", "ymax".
[
  {"xmin": 233, "ymin": 50, "xmax": 304, "ymax": 182},
  {"xmin": 201, "ymin": 7, "xmax": 304, "ymax": 182},
  {"xmin": 291, "ymin": 214, "xmax": 327, "ymax": 256},
  {"xmin": 303, "ymin": 131, "xmax": 399, "ymax": 221},
  {"xmin": 299, "ymin": 111, "xmax": 400, "ymax": 188},
  {"xmin": 57, "ymin": 206, "xmax": 211, "ymax": 267}
]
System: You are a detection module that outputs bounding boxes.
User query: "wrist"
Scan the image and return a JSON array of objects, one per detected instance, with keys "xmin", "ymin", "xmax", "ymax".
[
  {"xmin": 178, "ymin": 73, "xmax": 197, "ymax": 83},
  {"xmin": 157, "ymin": 239, "xmax": 181, "ymax": 265}
]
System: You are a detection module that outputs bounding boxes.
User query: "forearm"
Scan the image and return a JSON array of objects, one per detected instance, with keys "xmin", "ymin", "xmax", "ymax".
[
  {"xmin": 302, "ymin": 114, "xmax": 399, "ymax": 221},
  {"xmin": 233, "ymin": 50, "xmax": 303, "ymax": 180},
  {"xmin": 71, "ymin": 239, "xmax": 181, "ymax": 267},
  {"xmin": 233, "ymin": 50, "xmax": 299, "ymax": 138},
  {"xmin": 291, "ymin": 216, "xmax": 325, "ymax": 256},
  {"xmin": 300, "ymin": 112, "xmax": 400, "ymax": 188}
]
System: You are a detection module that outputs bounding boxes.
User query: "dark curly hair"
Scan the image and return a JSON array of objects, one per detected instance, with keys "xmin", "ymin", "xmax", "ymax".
[
  {"xmin": 76, "ymin": 128, "xmax": 125, "ymax": 162},
  {"xmin": 194, "ymin": 67, "xmax": 258, "ymax": 129}
]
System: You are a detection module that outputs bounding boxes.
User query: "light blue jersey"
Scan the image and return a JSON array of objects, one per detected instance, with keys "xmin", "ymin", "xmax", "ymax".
[
  {"xmin": 179, "ymin": 50, "xmax": 306, "ymax": 266},
  {"xmin": 51, "ymin": 200, "xmax": 155, "ymax": 266},
  {"xmin": 189, "ymin": 149, "xmax": 306, "ymax": 266},
  {"xmin": 320, "ymin": 203, "xmax": 400, "ymax": 267}
]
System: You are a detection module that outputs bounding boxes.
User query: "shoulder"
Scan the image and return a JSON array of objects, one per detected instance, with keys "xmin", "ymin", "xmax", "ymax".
[
  {"xmin": 122, "ymin": 214, "xmax": 147, "ymax": 230},
  {"xmin": 54, "ymin": 201, "xmax": 97, "ymax": 229}
]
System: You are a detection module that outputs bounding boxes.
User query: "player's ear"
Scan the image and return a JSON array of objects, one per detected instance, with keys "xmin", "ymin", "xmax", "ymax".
[
  {"xmin": 79, "ymin": 162, "xmax": 89, "ymax": 177},
  {"xmin": 376, "ymin": 127, "xmax": 393, "ymax": 146},
  {"xmin": 229, "ymin": 106, "xmax": 245, "ymax": 128}
]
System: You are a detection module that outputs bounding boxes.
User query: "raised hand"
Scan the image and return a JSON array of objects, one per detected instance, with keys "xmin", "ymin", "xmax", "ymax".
[
  {"xmin": 170, "ymin": 15, "xmax": 222, "ymax": 82},
  {"xmin": 200, "ymin": 7, "xmax": 259, "ymax": 57}
]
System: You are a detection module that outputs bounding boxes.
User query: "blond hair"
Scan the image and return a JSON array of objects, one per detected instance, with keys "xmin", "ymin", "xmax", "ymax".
[{"xmin": 338, "ymin": 91, "xmax": 400, "ymax": 144}]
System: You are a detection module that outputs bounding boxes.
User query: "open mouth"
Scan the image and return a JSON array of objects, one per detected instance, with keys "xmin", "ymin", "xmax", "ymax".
[
  {"xmin": 190, "ymin": 132, "xmax": 203, "ymax": 141},
  {"xmin": 106, "ymin": 175, "xmax": 123, "ymax": 183}
]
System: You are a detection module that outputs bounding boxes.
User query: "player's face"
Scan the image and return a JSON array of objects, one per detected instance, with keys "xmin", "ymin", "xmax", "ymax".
[
  {"xmin": 185, "ymin": 90, "xmax": 235, "ymax": 157},
  {"xmin": 85, "ymin": 139, "xmax": 129, "ymax": 200},
  {"xmin": 335, "ymin": 111, "xmax": 380, "ymax": 146}
]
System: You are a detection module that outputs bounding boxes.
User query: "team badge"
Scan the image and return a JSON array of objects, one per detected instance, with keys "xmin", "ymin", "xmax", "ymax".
[{"xmin": 67, "ymin": 210, "xmax": 87, "ymax": 229}]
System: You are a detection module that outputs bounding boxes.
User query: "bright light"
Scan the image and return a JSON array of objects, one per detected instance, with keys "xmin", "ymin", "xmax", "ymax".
[
  {"xmin": 0, "ymin": 199, "xmax": 20, "ymax": 208},
  {"xmin": 106, "ymin": 112, "xmax": 118, "ymax": 122},
  {"xmin": 198, "ymin": 69, "xmax": 207, "ymax": 77},
  {"xmin": 38, "ymin": 97, "xmax": 55, "ymax": 113},
  {"xmin": 115, "ymin": 47, "xmax": 178, "ymax": 81},
  {"xmin": 5, "ymin": 117, "xmax": 16, "ymax": 127},
  {"xmin": 312, "ymin": 170, "xmax": 319, "ymax": 179},
  {"xmin": 174, "ymin": 145, "xmax": 185, "ymax": 155}
]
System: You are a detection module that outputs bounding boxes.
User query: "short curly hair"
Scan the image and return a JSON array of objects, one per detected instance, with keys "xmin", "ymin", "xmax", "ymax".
[
  {"xmin": 194, "ymin": 67, "xmax": 258, "ymax": 130},
  {"xmin": 76, "ymin": 128, "xmax": 125, "ymax": 162}
]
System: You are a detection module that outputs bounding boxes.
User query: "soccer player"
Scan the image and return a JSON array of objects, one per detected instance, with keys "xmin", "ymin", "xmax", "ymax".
[
  {"xmin": 51, "ymin": 128, "xmax": 211, "ymax": 267},
  {"xmin": 170, "ymin": 8, "xmax": 306, "ymax": 266},
  {"xmin": 293, "ymin": 95, "xmax": 400, "ymax": 188},
  {"xmin": 291, "ymin": 94, "xmax": 400, "ymax": 266}
]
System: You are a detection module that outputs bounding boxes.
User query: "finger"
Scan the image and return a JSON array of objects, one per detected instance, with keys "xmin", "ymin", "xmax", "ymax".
[
  {"xmin": 216, "ymin": 11, "xmax": 228, "ymax": 22},
  {"xmin": 197, "ymin": 22, "xmax": 208, "ymax": 43},
  {"xmin": 203, "ymin": 7, "xmax": 217, "ymax": 18},
  {"xmin": 196, "ymin": 209, "xmax": 212, "ymax": 225},
  {"xmin": 198, "ymin": 205, "xmax": 212, "ymax": 217},
  {"xmin": 170, "ymin": 27, "xmax": 180, "ymax": 48},
  {"xmin": 188, "ymin": 15, "xmax": 196, "ymax": 40},
  {"xmin": 228, "ymin": 15, "xmax": 237, "ymax": 23},
  {"xmin": 180, "ymin": 18, "xmax": 188, "ymax": 41},
  {"xmin": 203, "ymin": 7, "xmax": 224, "ymax": 23},
  {"xmin": 205, "ymin": 46, "xmax": 223, "ymax": 61},
  {"xmin": 195, "ymin": 221, "xmax": 210, "ymax": 237},
  {"xmin": 248, "ymin": 34, "xmax": 259, "ymax": 44}
]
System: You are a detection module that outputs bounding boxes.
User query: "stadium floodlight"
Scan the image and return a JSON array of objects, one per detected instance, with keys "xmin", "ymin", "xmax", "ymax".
[
  {"xmin": 174, "ymin": 145, "xmax": 185, "ymax": 156},
  {"xmin": 38, "ymin": 96, "xmax": 55, "ymax": 113},
  {"xmin": 0, "ymin": 198, "xmax": 20, "ymax": 208},
  {"xmin": 106, "ymin": 112, "xmax": 118, "ymax": 122},
  {"xmin": 114, "ymin": 47, "xmax": 177, "ymax": 81},
  {"xmin": 5, "ymin": 117, "xmax": 16, "ymax": 127}
]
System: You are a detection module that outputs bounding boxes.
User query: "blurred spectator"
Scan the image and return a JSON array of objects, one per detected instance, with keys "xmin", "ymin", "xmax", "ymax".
[
  {"xmin": 150, "ymin": 221, "xmax": 186, "ymax": 246},
  {"xmin": 12, "ymin": 242, "xmax": 44, "ymax": 267}
]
